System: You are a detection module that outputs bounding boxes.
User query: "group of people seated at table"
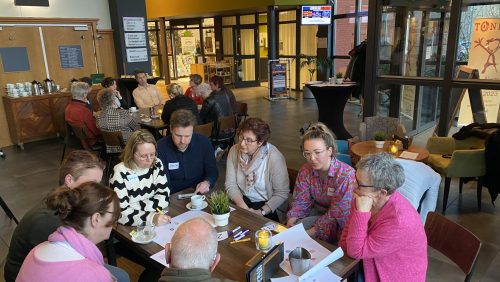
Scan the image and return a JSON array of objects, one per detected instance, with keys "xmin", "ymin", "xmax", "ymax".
[{"xmin": 10, "ymin": 82, "xmax": 439, "ymax": 281}]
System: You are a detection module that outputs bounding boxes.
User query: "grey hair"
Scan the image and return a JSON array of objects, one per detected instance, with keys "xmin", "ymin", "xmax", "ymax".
[
  {"xmin": 196, "ymin": 83, "xmax": 212, "ymax": 99},
  {"xmin": 190, "ymin": 74, "xmax": 202, "ymax": 85},
  {"xmin": 170, "ymin": 218, "xmax": 218, "ymax": 269},
  {"xmin": 167, "ymin": 83, "xmax": 183, "ymax": 97},
  {"xmin": 356, "ymin": 153, "xmax": 405, "ymax": 194},
  {"xmin": 71, "ymin": 82, "xmax": 89, "ymax": 99},
  {"xmin": 302, "ymin": 122, "xmax": 337, "ymax": 154},
  {"xmin": 97, "ymin": 88, "xmax": 116, "ymax": 109}
]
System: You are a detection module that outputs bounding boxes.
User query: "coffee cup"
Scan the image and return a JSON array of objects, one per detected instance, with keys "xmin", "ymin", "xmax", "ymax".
[
  {"xmin": 190, "ymin": 195, "xmax": 206, "ymax": 208},
  {"xmin": 130, "ymin": 106, "xmax": 137, "ymax": 112},
  {"xmin": 289, "ymin": 247, "xmax": 311, "ymax": 276}
]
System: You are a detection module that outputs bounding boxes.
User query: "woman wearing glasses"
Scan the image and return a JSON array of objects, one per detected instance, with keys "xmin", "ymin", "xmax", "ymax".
[
  {"xmin": 286, "ymin": 122, "xmax": 356, "ymax": 243},
  {"xmin": 110, "ymin": 129, "xmax": 171, "ymax": 226},
  {"xmin": 225, "ymin": 118, "xmax": 289, "ymax": 221},
  {"xmin": 17, "ymin": 182, "xmax": 121, "ymax": 282}
]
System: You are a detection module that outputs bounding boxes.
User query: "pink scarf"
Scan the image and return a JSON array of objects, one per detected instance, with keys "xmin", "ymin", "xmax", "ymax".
[
  {"xmin": 238, "ymin": 144, "xmax": 269, "ymax": 193},
  {"xmin": 48, "ymin": 226, "xmax": 104, "ymax": 265}
]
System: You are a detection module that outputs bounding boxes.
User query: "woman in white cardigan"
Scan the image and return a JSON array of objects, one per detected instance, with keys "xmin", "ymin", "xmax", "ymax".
[{"xmin": 225, "ymin": 118, "xmax": 289, "ymax": 221}]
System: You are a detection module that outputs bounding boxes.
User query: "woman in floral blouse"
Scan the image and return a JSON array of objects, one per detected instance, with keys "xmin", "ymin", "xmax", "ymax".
[{"xmin": 286, "ymin": 122, "xmax": 356, "ymax": 243}]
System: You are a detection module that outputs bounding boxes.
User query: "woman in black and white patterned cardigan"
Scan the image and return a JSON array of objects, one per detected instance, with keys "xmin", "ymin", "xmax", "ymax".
[{"xmin": 110, "ymin": 129, "xmax": 171, "ymax": 226}]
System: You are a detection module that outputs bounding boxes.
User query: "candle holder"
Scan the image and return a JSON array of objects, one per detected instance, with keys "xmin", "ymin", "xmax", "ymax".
[
  {"xmin": 255, "ymin": 230, "xmax": 273, "ymax": 252},
  {"xmin": 389, "ymin": 142, "xmax": 398, "ymax": 155}
]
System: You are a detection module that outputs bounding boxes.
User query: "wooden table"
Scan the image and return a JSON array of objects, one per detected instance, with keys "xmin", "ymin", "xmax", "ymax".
[
  {"xmin": 111, "ymin": 191, "xmax": 358, "ymax": 281},
  {"xmin": 351, "ymin": 141, "xmax": 430, "ymax": 163},
  {"xmin": 134, "ymin": 106, "xmax": 168, "ymax": 139},
  {"xmin": 305, "ymin": 81, "xmax": 359, "ymax": 140}
]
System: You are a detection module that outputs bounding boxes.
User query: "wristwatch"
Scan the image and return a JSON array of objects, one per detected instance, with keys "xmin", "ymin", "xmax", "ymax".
[{"xmin": 260, "ymin": 208, "xmax": 267, "ymax": 216}]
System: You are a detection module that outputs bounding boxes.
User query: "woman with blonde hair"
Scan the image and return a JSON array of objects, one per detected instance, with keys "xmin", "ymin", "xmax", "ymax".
[
  {"xmin": 110, "ymin": 129, "xmax": 171, "ymax": 226},
  {"xmin": 286, "ymin": 122, "xmax": 356, "ymax": 243},
  {"xmin": 161, "ymin": 83, "xmax": 200, "ymax": 124}
]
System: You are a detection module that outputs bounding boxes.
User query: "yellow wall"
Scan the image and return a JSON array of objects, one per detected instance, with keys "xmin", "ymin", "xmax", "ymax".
[{"xmin": 146, "ymin": 0, "xmax": 327, "ymax": 18}]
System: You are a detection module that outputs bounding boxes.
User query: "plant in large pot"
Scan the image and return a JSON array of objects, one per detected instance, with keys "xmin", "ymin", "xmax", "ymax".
[
  {"xmin": 208, "ymin": 190, "xmax": 231, "ymax": 227},
  {"xmin": 300, "ymin": 55, "xmax": 332, "ymax": 98},
  {"xmin": 373, "ymin": 131, "xmax": 386, "ymax": 149}
]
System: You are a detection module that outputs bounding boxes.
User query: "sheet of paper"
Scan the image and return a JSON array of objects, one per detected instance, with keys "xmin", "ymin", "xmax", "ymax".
[
  {"xmin": 299, "ymin": 247, "xmax": 344, "ymax": 282},
  {"xmin": 217, "ymin": 231, "xmax": 228, "ymax": 241},
  {"xmin": 150, "ymin": 249, "xmax": 168, "ymax": 267},
  {"xmin": 270, "ymin": 267, "xmax": 341, "ymax": 282},
  {"xmin": 273, "ymin": 224, "xmax": 331, "ymax": 275},
  {"xmin": 399, "ymin": 151, "xmax": 419, "ymax": 160},
  {"xmin": 152, "ymin": 210, "xmax": 214, "ymax": 246}
]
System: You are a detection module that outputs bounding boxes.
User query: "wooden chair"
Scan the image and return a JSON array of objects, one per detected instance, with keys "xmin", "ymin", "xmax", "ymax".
[
  {"xmin": 425, "ymin": 212, "xmax": 481, "ymax": 282},
  {"xmin": 194, "ymin": 122, "xmax": 214, "ymax": 139},
  {"xmin": 212, "ymin": 115, "xmax": 237, "ymax": 153},
  {"xmin": 0, "ymin": 195, "xmax": 18, "ymax": 224},
  {"xmin": 287, "ymin": 168, "xmax": 299, "ymax": 194},
  {"xmin": 61, "ymin": 122, "xmax": 84, "ymax": 163},
  {"xmin": 70, "ymin": 124, "xmax": 103, "ymax": 155},
  {"xmin": 235, "ymin": 101, "xmax": 248, "ymax": 125},
  {"xmin": 101, "ymin": 130, "xmax": 125, "ymax": 179}
]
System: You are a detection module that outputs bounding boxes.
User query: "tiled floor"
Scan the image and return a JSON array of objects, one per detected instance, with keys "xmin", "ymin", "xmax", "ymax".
[{"xmin": 0, "ymin": 85, "xmax": 499, "ymax": 281}]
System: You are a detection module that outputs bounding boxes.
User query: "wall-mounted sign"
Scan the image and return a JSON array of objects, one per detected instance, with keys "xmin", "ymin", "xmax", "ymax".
[
  {"xmin": 123, "ymin": 17, "xmax": 145, "ymax": 32},
  {"xmin": 0, "ymin": 47, "xmax": 30, "ymax": 72},
  {"xmin": 125, "ymin": 33, "xmax": 147, "ymax": 47},
  {"xmin": 126, "ymin": 48, "xmax": 148, "ymax": 63},
  {"xmin": 59, "ymin": 45, "xmax": 84, "ymax": 69}
]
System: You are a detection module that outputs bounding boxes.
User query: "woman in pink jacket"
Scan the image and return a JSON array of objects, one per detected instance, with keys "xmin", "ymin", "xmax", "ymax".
[{"xmin": 340, "ymin": 153, "xmax": 427, "ymax": 282}]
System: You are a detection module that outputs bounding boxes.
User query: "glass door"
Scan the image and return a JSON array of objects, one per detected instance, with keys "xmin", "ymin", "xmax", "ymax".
[{"xmin": 234, "ymin": 26, "xmax": 259, "ymax": 87}]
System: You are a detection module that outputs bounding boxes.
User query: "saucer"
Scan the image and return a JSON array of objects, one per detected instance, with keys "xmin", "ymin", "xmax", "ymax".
[
  {"xmin": 129, "ymin": 109, "xmax": 138, "ymax": 113},
  {"xmin": 141, "ymin": 118, "xmax": 152, "ymax": 123},
  {"xmin": 131, "ymin": 231, "xmax": 156, "ymax": 244},
  {"xmin": 186, "ymin": 201, "xmax": 208, "ymax": 211}
]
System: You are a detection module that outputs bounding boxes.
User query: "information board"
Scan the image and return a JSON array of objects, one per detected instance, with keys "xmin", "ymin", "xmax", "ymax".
[
  {"xmin": 125, "ymin": 33, "xmax": 147, "ymax": 47},
  {"xmin": 0, "ymin": 47, "xmax": 30, "ymax": 72},
  {"xmin": 123, "ymin": 17, "xmax": 145, "ymax": 32},
  {"xmin": 270, "ymin": 63, "xmax": 287, "ymax": 98},
  {"xmin": 126, "ymin": 48, "xmax": 148, "ymax": 63},
  {"xmin": 59, "ymin": 45, "xmax": 84, "ymax": 69}
]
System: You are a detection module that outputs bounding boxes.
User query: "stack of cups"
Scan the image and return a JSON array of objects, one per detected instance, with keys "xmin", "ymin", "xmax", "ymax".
[{"xmin": 7, "ymin": 82, "xmax": 32, "ymax": 98}]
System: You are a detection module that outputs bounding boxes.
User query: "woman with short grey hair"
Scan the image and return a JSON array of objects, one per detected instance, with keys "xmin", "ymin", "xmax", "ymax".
[{"xmin": 340, "ymin": 153, "xmax": 427, "ymax": 282}]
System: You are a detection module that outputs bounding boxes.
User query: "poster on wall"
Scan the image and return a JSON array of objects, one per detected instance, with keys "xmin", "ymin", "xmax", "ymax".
[
  {"xmin": 123, "ymin": 17, "xmax": 145, "ymax": 32},
  {"xmin": 125, "ymin": 33, "xmax": 147, "ymax": 47},
  {"xmin": 59, "ymin": 45, "xmax": 83, "ymax": 69},
  {"xmin": 0, "ymin": 47, "xmax": 30, "ymax": 72},
  {"xmin": 126, "ymin": 48, "xmax": 148, "ymax": 63},
  {"xmin": 180, "ymin": 37, "xmax": 196, "ymax": 53},
  {"xmin": 458, "ymin": 18, "xmax": 500, "ymax": 125}
]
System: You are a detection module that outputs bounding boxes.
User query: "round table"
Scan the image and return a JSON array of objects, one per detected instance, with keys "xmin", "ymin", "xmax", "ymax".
[{"xmin": 350, "ymin": 141, "xmax": 429, "ymax": 163}]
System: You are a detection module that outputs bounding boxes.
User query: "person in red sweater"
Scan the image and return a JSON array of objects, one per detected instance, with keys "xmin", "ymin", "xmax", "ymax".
[
  {"xmin": 340, "ymin": 153, "xmax": 427, "ymax": 282},
  {"xmin": 65, "ymin": 82, "xmax": 101, "ymax": 148},
  {"xmin": 184, "ymin": 74, "xmax": 204, "ymax": 106}
]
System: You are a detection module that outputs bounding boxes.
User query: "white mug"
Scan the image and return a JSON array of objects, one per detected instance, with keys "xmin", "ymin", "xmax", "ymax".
[
  {"xmin": 190, "ymin": 195, "xmax": 206, "ymax": 208},
  {"xmin": 130, "ymin": 106, "xmax": 137, "ymax": 112}
]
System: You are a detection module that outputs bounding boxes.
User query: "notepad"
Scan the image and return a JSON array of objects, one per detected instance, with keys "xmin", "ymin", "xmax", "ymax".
[{"xmin": 399, "ymin": 151, "xmax": 419, "ymax": 160}]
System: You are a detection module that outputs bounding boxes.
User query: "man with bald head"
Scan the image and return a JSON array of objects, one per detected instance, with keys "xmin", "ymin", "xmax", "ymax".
[{"xmin": 159, "ymin": 218, "xmax": 234, "ymax": 282}]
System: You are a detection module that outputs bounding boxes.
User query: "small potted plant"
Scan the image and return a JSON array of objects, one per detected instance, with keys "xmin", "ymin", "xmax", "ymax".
[
  {"xmin": 335, "ymin": 72, "xmax": 344, "ymax": 84},
  {"xmin": 208, "ymin": 190, "xmax": 231, "ymax": 227},
  {"xmin": 373, "ymin": 131, "xmax": 386, "ymax": 149}
]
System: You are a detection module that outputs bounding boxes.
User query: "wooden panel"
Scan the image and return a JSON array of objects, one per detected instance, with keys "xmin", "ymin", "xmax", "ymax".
[
  {"xmin": 41, "ymin": 26, "xmax": 97, "ymax": 88},
  {"xmin": 97, "ymin": 29, "xmax": 118, "ymax": 78},
  {"xmin": 0, "ymin": 26, "xmax": 47, "ymax": 146}
]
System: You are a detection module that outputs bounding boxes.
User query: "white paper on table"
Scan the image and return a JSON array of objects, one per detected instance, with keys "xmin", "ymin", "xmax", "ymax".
[
  {"xmin": 150, "ymin": 249, "xmax": 168, "ymax": 267},
  {"xmin": 270, "ymin": 267, "xmax": 341, "ymax": 282},
  {"xmin": 273, "ymin": 224, "xmax": 331, "ymax": 275},
  {"xmin": 398, "ymin": 151, "xmax": 419, "ymax": 160},
  {"xmin": 298, "ymin": 247, "xmax": 344, "ymax": 282},
  {"xmin": 152, "ymin": 210, "xmax": 214, "ymax": 246}
]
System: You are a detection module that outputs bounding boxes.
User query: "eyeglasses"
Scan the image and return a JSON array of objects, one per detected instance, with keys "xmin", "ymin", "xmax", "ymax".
[
  {"xmin": 302, "ymin": 149, "xmax": 327, "ymax": 160},
  {"xmin": 238, "ymin": 135, "xmax": 258, "ymax": 144},
  {"xmin": 135, "ymin": 152, "xmax": 156, "ymax": 161}
]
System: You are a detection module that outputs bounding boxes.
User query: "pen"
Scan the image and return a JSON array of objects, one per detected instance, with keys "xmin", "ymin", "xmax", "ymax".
[
  {"xmin": 230, "ymin": 238, "xmax": 251, "ymax": 244},
  {"xmin": 231, "ymin": 226, "xmax": 241, "ymax": 234},
  {"xmin": 156, "ymin": 208, "xmax": 165, "ymax": 215},
  {"xmin": 234, "ymin": 229, "xmax": 249, "ymax": 241}
]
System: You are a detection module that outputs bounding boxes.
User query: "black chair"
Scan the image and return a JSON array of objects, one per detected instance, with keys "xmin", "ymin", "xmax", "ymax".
[
  {"xmin": 101, "ymin": 130, "xmax": 125, "ymax": 178},
  {"xmin": 61, "ymin": 123, "xmax": 84, "ymax": 163},
  {"xmin": 0, "ymin": 195, "xmax": 18, "ymax": 224},
  {"xmin": 211, "ymin": 115, "xmax": 237, "ymax": 158},
  {"xmin": 235, "ymin": 102, "xmax": 248, "ymax": 125}
]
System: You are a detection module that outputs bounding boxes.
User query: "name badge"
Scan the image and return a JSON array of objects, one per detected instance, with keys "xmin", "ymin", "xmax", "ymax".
[
  {"xmin": 168, "ymin": 162, "xmax": 180, "ymax": 170},
  {"xmin": 127, "ymin": 174, "xmax": 139, "ymax": 182},
  {"xmin": 327, "ymin": 187, "xmax": 335, "ymax": 196}
]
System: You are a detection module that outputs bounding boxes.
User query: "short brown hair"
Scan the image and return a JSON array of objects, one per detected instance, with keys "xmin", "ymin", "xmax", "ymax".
[
  {"xmin": 170, "ymin": 109, "xmax": 197, "ymax": 128},
  {"xmin": 46, "ymin": 182, "xmax": 120, "ymax": 231},
  {"xmin": 101, "ymin": 77, "xmax": 116, "ymax": 88},
  {"xmin": 189, "ymin": 74, "xmax": 202, "ymax": 85},
  {"xmin": 120, "ymin": 129, "xmax": 157, "ymax": 168},
  {"xmin": 237, "ymin": 118, "xmax": 271, "ymax": 145},
  {"xmin": 59, "ymin": 150, "xmax": 105, "ymax": 185}
]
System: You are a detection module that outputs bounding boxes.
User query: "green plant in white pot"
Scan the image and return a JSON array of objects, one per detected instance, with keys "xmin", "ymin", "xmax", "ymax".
[
  {"xmin": 208, "ymin": 190, "xmax": 231, "ymax": 227},
  {"xmin": 373, "ymin": 131, "xmax": 386, "ymax": 149},
  {"xmin": 335, "ymin": 72, "xmax": 344, "ymax": 84}
]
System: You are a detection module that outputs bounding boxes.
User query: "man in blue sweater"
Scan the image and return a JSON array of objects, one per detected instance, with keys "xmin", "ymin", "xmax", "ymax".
[{"xmin": 157, "ymin": 109, "xmax": 218, "ymax": 194}]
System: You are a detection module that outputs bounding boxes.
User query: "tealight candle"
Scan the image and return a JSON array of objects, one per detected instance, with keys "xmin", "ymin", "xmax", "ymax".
[
  {"xmin": 255, "ymin": 230, "xmax": 272, "ymax": 251},
  {"xmin": 390, "ymin": 144, "xmax": 398, "ymax": 154}
]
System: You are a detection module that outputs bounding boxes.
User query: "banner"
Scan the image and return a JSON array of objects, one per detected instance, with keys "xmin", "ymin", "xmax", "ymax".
[{"xmin": 458, "ymin": 18, "xmax": 500, "ymax": 125}]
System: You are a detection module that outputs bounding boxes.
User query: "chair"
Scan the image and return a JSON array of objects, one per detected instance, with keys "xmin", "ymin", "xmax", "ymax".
[
  {"xmin": 194, "ymin": 122, "xmax": 214, "ymax": 139},
  {"xmin": 359, "ymin": 116, "xmax": 406, "ymax": 141},
  {"xmin": 101, "ymin": 130, "xmax": 125, "ymax": 178},
  {"xmin": 426, "ymin": 136, "xmax": 486, "ymax": 214},
  {"xmin": 287, "ymin": 168, "xmax": 299, "ymax": 194},
  {"xmin": 235, "ymin": 102, "xmax": 248, "ymax": 125},
  {"xmin": 61, "ymin": 123, "xmax": 84, "ymax": 163},
  {"xmin": 70, "ymin": 123, "xmax": 103, "ymax": 155},
  {"xmin": 211, "ymin": 115, "xmax": 238, "ymax": 155},
  {"xmin": 425, "ymin": 212, "xmax": 481, "ymax": 281},
  {"xmin": 335, "ymin": 140, "xmax": 352, "ymax": 166},
  {"xmin": 0, "ymin": 195, "xmax": 18, "ymax": 224}
]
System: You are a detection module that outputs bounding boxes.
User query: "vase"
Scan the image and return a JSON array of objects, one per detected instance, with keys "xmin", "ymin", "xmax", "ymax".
[
  {"xmin": 212, "ymin": 212, "xmax": 230, "ymax": 227},
  {"xmin": 374, "ymin": 140, "xmax": 385, "ymax": 149}
]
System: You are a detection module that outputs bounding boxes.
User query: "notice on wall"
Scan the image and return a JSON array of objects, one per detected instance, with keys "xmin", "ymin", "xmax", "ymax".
[
  {"xmin": 123, "ymin": 17, "xmax": 145, "ymax": 32},
  {"xmin": 0, "ymin": 47, "xmax": 30, "ymax": 72},
  {"xmin": 125, "ymin": 33, "xmax": 147, "ymax": 47},
  {"xmin": 59, "ymin": 45, "xmax": 84, "ymax": 69},
  {"xmin": 458, "ymin": 18, "xmax": 500, "ymax": 125},
  {"xmin": 180, "ymin": 37, "xmax": 196, "ymax": 53},
  {"xmin": 126, "ymin": 48, "xmax": 148, "ymax": 63}
]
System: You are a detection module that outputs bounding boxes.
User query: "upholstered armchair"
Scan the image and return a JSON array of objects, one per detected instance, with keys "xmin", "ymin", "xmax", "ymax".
[
  {"xmin": 359, "ymin": 116, "xmax": 406, "ymax": 141},
  {"xmin": 426, "ymin": 136, "xmax": 486, "ymax": 214}
]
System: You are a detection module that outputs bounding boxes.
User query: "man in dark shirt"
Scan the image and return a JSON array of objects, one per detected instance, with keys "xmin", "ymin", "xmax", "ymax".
[{"xmin": 157, "ymin": 110, "xmax": 218, "ymax": 194}]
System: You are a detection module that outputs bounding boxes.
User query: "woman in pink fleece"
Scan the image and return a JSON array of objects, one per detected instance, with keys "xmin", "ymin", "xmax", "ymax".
[
  {"xmin": 340, "ymin": 153, "xmax": 427, "ymax": 282},
  {"xmin": 16, "ymin": 182, "xmax": 121, "ymax": 282}
]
